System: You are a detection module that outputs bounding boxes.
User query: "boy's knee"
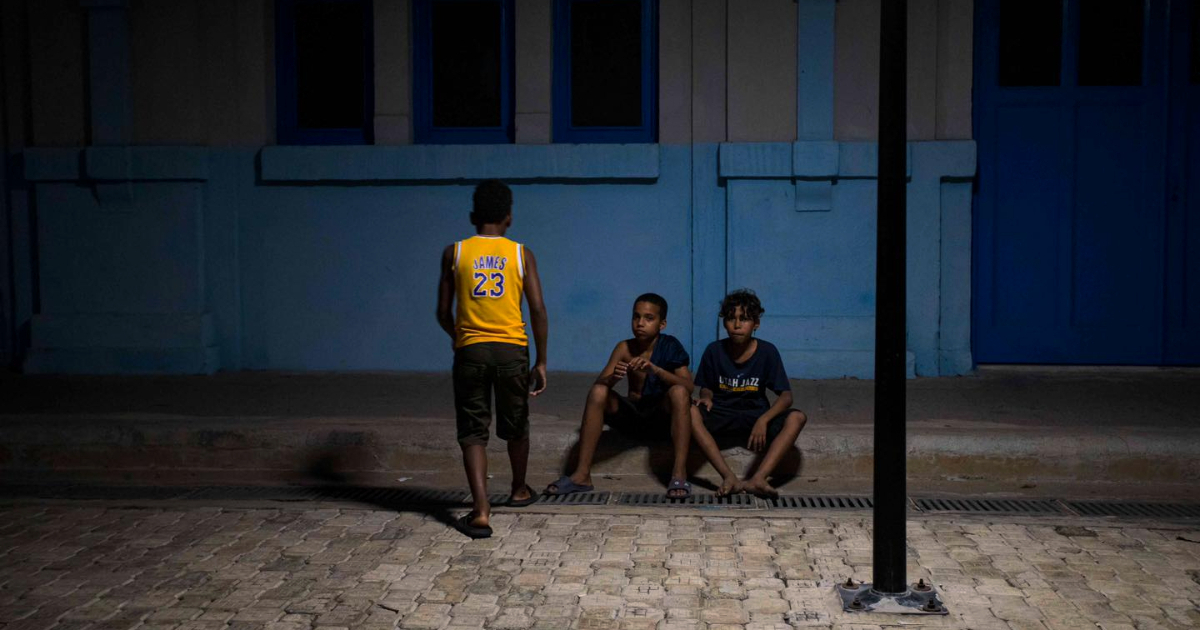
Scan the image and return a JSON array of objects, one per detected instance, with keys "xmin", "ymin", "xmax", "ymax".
[
  {"xmin": 789, "ymin": 410, "xmax": 808, "ymax": 428},
  {"xmin": 587, "ymin": 383, "xmax": 610, "ymax": 404},
  {"xmin": 667, "ymin": 384, "xmax": 690, "ymax": 405}
]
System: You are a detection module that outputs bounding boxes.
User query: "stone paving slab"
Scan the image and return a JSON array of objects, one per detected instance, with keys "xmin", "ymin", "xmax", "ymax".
[{"xmin": 0, "ymin": 503, "xmax": 1198, "ymax": 630}]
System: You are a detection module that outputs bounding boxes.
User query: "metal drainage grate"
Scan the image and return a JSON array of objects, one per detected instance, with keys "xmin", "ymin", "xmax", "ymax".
[
  {"xmin": 914, "ymin": 497, "xmax": 1066, "ymax": 515},
  {"xmin": 1066, "ymin": 501, "xmax": 1200, "ymax": 519},
  {"xmin": 538, "ymin": 491, "xmax": 611, "ymax": 506},
  {"xmin": 768, "ymin": 495, "xmax": 873, "ymax": 510},
  {"xmin": 617, "ymin": 492, "xmax": 756, "ymax": 507}
]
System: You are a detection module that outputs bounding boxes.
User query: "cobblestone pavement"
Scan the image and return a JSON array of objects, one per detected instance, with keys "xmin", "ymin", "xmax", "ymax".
[{"xmin": 0, "ymin": 503, "xmax": 1198, "ymax": 630}]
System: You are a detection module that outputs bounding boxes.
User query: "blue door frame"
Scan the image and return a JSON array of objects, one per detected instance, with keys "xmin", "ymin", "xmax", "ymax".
[{"xmin": 973, "ymin": 0, "xmax": 1198, "ymax": 365}]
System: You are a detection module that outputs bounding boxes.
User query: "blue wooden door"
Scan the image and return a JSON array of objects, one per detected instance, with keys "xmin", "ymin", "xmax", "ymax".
[
  {"xmin": 1165, "ymin": 0, "xmax": 1200, "ymax": 363},
  {"xmin": 973, "ymin": 0, "xmax": 1197, "ymax": 365}
]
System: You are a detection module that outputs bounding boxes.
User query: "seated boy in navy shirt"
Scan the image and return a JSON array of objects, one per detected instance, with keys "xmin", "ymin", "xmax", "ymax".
[
  {"xmin": 545, "ymin": 293, "xmax": 695, "ymax": 498},
  {"xmin": 691, "ymin": 289, "xmax": 808, "ymax": 497}
]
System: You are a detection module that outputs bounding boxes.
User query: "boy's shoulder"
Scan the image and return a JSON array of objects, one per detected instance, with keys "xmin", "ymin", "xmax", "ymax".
[
  {"xmin": 751, "ymin": 339, "xmax": 783, "ymax": 362},
  {"xmin": 754, "ymin": 338, "xmax": 780, "ymax": 353},
  {"xmin": 656, "ymin": 333, "xmax": 684, "ymax": 350}
]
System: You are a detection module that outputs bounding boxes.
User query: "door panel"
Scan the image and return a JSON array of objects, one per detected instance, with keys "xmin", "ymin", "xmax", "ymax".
[
  {"xmin": 1164, "ymin": 0, "xmax": 1200, "ymax": 363},
  {"xmin": 988, "ymin": 105, "xmax": 1063, "ymax": 333},
  {"xmin": 1070, "ymin": 103, "xmax": 1158, "ymax": 332},
  {"xmin": 974, "ymin": 0, "xmax": 1186, "ymax": 364}
]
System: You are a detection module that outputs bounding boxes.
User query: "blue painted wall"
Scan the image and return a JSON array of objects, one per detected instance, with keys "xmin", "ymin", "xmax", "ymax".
[
  {"xmin": 21, "ymin": 141, "xmax": 974, "ymax": 377},
  {"xmin": 9, "ymin": 0, "xmax": 981, "ymax": 378}
]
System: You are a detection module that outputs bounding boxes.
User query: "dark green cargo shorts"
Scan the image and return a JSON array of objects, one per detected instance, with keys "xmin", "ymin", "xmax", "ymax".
[{"xmin": 453, "ymin": 342, "xmax": 530, "ymax": 446}]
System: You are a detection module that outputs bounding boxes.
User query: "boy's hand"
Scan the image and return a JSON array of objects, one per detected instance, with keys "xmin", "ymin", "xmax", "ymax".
[
  {"xmin": 748, "ymin": 419, "xmax": 769, "ymax": 452},
  {"xmin": 530, "ymin": 363, "xmax": 548, "ymax": 397},
  {"xmin": 694, "ymin": 398, "xmax": 713, "ymax": 411},
  {"xmin": 627, "ymin": 357, "xmax": 654, "ymax": 373},
  {"xmin": 611, "ymin": 361, "xmax": 629, "ymax": 381}
]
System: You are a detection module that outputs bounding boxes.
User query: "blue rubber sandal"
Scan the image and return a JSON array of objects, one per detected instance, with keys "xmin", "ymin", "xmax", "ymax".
[
  {"xmin": 544, "ymin": 475, "xmax": 594, "ymax": 496},
  {"xmin": 666, "ymin": 478, "xmax": 692, "ymax": 499},
  {"xmin": 507, "ymin": 484, "xmax": 538, "ymax": 507}
]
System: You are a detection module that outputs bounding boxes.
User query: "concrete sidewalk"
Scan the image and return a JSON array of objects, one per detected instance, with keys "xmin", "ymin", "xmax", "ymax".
[
  {"xmin": 0, "ymin": 500, "xmax": 1197, "ymax": 630},
  {"xmin": 1, "ymin": 367, "xmax": 1198, "ymax": 497}
]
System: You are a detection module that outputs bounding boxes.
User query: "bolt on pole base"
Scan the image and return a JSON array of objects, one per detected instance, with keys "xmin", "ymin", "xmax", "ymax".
[{"xmin": 836, "ymin": 578, "xmax": 948, "ymax": 615}]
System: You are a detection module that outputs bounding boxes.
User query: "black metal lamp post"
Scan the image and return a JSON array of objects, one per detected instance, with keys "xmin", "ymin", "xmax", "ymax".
[{"xmin": 837, "ymin": 0, "xmax": 947, "ymax": 615}]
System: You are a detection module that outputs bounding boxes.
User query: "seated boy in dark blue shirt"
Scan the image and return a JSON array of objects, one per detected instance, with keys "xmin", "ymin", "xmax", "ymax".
[
  {"xmin": 691, "ymin": 289, "xmax": 808, "ymax": 497},
  {"xmin": 546, "ymin": 293, "xmax": 695, "ymax": 498}
]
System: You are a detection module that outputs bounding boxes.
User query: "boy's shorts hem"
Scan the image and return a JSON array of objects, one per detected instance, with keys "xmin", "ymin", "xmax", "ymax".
[
  {"xmin": 699, "ymin": 405, "xmax": 800, "ymax": 445},
  {"xmin": 453, "ymin": 342, "xmax": 530, "ymax": 447},
  {"xmin": 605, "ymin": 394, "xmax": 671, "ymax": 440}
]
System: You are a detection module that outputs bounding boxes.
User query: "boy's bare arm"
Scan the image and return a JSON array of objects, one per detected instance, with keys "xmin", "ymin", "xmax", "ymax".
[
  {"xmin": 436, "ymin": 245, "xmax": 456, "ymax": 341},
  {"xmin": 522, "ymin": 247, "xmax": 549, "ymax": 395},
  {"xmin": 748, "ymin": 389, "xmax": 794, "ymax": 451},
  {"xmin": 596, "ymin": 342, "xmax": 631, "ymax": 387},
  {"xmin": 664, "ymin": 366, "xmax": 695, "ymax": 394},
  {"xmin": 757, "ymin": 389, "xmax": 794, "ymax": 424}
]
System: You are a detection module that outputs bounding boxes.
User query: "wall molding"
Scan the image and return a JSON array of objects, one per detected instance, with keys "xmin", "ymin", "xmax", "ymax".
[
  {"xmin": 260, "ymin": 144, "xmax": 660, "ymax": 182},
  {"xmin": 24, "ymin": 147, "xmax": 210, "ymax": 182},
  {"xmin": 717, "ymin": 140, "xmax": 977, "ymax": 377}
]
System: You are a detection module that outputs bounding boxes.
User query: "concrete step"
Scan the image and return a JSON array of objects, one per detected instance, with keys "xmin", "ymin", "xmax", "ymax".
[
  {"xmin": 2, "ymin": 368, "xmax": 1198, "ymax": 492},
  {"xmin": 2, "ymin": 412, "xmax": 1196, "ymax": 489}
]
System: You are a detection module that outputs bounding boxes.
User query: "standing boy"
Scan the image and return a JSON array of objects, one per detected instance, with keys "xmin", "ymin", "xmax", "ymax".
[
  {"xmin": 545, "ymin": 293, "xmax": 695, "ymax": 499},
  {"xmin": 437, "ymin": 180, "xmax": 548, "ymax": 539},
  {"xmin": 691, "ymin": 289, "xmax": 808, "ymax": 497}
]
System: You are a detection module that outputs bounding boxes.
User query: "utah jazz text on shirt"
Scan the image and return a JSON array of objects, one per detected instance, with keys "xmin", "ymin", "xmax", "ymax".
[{"xmin": 718, "ymin": 376, "xmax": 761, "ymax": 393}]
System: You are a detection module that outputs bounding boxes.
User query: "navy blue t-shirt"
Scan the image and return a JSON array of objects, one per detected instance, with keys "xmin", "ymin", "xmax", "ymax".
[
  {"xmin": 694, "ymin": 339, "xmax": 790, "ymax": 412},
  {"xmin": 639, "ymin": 334, "xmax": 690, "ymax": 400}
]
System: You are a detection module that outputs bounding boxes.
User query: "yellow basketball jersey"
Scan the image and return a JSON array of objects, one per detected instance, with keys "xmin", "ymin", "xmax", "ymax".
[{"xmin": 454, "ymin": 235, "xmax": 528, "ymax": 348}]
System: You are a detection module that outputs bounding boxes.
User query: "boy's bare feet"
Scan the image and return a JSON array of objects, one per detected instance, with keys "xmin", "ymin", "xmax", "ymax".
[
  {"xmin": 742, "ymin": 476, "xmax": 778, "ymax": 498},
  {"xmin": 466, "ymin": 511, "xmax": 490, "ymax": 528},
  {"xmin": 455, "ymin": 511, "xmax": 493, "ymax": 539},
  {"xmin": 717, "ymin": 476, "xmax": 741, "ymax": 496}
]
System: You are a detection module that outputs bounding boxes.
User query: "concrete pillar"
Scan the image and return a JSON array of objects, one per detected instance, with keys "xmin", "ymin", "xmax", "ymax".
[
  {"xmin": 935, "ymin": 0, "xmax": 972, "ymax": 139},
  {"xmin": 727, "ymin": 0, "xmax": 796, "ymax": 142},
  {"xmin": 28, "ymin": 0, "xmax": 87, "ymax": 146},
  {"xmin": 658, "ymin": 0, "xmax": 691, "ymax": 144},
  {"xmin": 691, "ymin": 0, "xmax": 726, "ymax": 143},
  {"xmin": 375, "ymin": 0, "xmax": 412, "ymax": 144},
  {"xmin": 82, "ymin": 0, "xmax": 132, "ymax": 145},
  {"xmin": 797, "ymin": 0, "xmax": 834, "ymax": 141},
  {"xmin": 515, "ymin": 0, "xmax": 552, "ymax": 144}
]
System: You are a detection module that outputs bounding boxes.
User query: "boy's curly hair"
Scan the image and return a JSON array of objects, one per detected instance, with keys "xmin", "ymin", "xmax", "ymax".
[
  {"xmin": 471, "ymin": 179, "xmax": 513, "ymax": 226},
  {"xmin": 719, "ymin": 289, "xmax": 765, "ymax": 322}
]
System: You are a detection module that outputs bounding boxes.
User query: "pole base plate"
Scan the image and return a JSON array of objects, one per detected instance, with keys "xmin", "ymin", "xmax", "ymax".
[{"xmin": 835, "ymin": 581, "xmax": 948, "ymax": 615}]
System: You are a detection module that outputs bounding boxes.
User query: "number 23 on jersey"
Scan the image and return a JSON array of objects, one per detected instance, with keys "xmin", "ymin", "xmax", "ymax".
[{"xmin": 471, "ymin": 272, "xmax": 506, "ymax": 298}]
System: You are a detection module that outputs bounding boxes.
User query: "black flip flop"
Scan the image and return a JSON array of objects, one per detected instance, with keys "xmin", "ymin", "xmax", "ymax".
[
  {"xmin": 507, "ymin": 484, "xmax": 538, "ymax": 508},
  {"xmin": 455, "ymin": 513, "xmax": 493, "ymax": 539}
]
